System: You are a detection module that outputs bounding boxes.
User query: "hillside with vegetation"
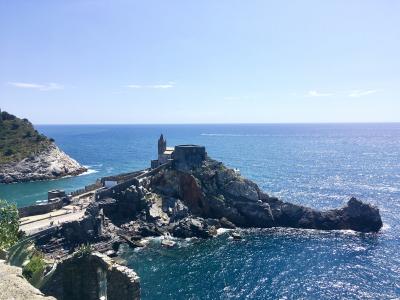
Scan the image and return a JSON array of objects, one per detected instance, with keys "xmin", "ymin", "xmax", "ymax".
[
  {"xmin": 0, "ymin": 110, "xmax": 53, "ymax": 164},
  {"xmin": 0, "ymin": 110, "xmax": 86, "ymax": 183}
]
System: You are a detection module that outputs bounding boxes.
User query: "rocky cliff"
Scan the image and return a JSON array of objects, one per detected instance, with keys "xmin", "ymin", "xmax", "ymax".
[
  {"xmin": 157, "ymin": 159, "xmax": 383, "ymax": 232},
  {"xmin": 0, "ymin": 110, "xmax": 86, "ymax": 183},
  {"xmin": 92, "ymin": 157, "xmax": 382, "ymax": 244},
  {"xmin": 32, "ymin": 156, "xmax": 382, "ymax": 263}
]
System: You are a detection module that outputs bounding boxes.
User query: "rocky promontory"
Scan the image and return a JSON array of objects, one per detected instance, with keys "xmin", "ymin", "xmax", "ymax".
[
  {"xmin": 33, "ymin": 154, "xmax": 382, "ymax": 260},
  {"xmin": 0, "ymin": 143, "xmax": 87, "ymax": 183},
  {"xmin": 17, "ymin": 142, "xmax": 382, "ymax": 299},
  {"xmin": 0, "ymin": 110, "xmax": 86, "ymax": 183},
  {"xmin": 123, "ymin": 158, "xmax": 382, "ymax": 234}
]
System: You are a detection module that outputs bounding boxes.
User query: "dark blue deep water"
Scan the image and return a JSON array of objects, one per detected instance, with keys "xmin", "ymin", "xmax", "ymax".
[{"xmin": 1, "ymin": 124, "xmax": 399, "ymax": 299}]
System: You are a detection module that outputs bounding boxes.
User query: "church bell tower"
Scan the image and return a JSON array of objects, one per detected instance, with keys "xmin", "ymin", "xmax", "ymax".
[{"xmin": 158, "ymin": 134, "xmax": 167, "ymax": 155}]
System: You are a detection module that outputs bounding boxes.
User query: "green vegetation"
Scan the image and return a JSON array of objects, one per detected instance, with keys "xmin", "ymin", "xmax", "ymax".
[
  {"xmin": 0, "ymin": 199, "xmax": 19, "ymax": 250},
  {"xmin": 0, "ymin": 110, "xmax": 53, "ymax": 164},
  {"xmin": 22, "ymin": 250, "xmax": 46, "ymax": 286},
  {"xmin": 74, "ymin": 243, "xmax": 93, "ymax": 257}
]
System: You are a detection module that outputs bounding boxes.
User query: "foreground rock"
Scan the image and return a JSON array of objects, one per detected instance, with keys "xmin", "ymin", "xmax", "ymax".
[{"xmin": 0, "ymin": 260, "xmax": 56, "ymax": 300}]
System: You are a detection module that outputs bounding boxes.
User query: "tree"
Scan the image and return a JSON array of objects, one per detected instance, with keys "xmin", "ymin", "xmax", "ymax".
[{"xmin": 0, "ymin": 199, "xmax": 19, "ymax": 250}]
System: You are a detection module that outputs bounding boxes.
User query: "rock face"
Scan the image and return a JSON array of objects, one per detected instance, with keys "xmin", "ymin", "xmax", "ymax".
[
  {"xmin": 0, "ymin": 143, "xmax": 87, "ymax": 183},
  {"xmin": 41, "ymin": 252, "xmax": 140, "ymax": 300},
  {"xmin": 92, "ymin": 157, "xmax": 382, "ymax": 241},
  {"xmin": 0, "ymin": 260, "xmax": 56, "ymax": 300},
  {"xmin": 143, "ymin": 158, "xmax": 383, "ymax": 233},
  {"xmin": 33, "ymin": 156, "xmax": 383, "ymax": 265},
  {"xmin": 35, "ymin": 202, "xmax": 106, "ymax": 257}
]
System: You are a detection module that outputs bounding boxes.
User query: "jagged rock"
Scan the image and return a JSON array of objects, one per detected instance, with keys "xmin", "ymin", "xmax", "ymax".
[
  {"xmin": 136, "ymin": 222, "xmax": 164, "ymax": 237},
  {"xmin": 219, "ymin": 217, "xmax": 236, "ymax": 229},
  {"xmin": 170, "ymin": 199, "xmax": 189, "ymax": 221},
  {"xmin": 318, "ymin": 197, "xmax": 383, "ymax": 232},
  {"xmin": 233, "ymin": 201, "xmax": 275, "ymax": 227},
  {"xmin": 342, "ymin": 197, "xmax": 382, "ymax": 231},
  {"xmin": 171, "ymin": 217, "xmax": 213, "ymax": 239},
  {"xmin": 147, "ymin": 158, "xmax": 382, "ymax": 233},
  {"xmin": 60, "ymin": 203, "xmax": 105, "ymax": 244},
  {"xmin": 230, "ymin": 231, "xmax": 243, "ymax": 240},
  {"xmin": 146, "ymin": 194, "xmax": 170, "ymax": 225},
  {"xmin": 45, "ymin": 156, "xmax": 381, "ymax": 259},
  {"xmin": 223, "ymin": 179, "xmax": 260, "ymax": 202},
  {"xmin": 28, "ymin": 152, "xmax": 383, "ymax": 271},
  {"xmin": 0, "ymin": 143, "xmax": 86, "ymax": 183}
]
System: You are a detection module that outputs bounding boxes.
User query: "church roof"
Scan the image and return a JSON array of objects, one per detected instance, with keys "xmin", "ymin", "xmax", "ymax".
[{"xmin": 163, "ymin": 147, "xmax": 174, "ymax": 155}]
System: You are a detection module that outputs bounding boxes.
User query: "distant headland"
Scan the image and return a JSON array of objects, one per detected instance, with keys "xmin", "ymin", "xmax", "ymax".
[{"xmin": 0, "ymin": 110, "xmax": 87, "ymax": 183}]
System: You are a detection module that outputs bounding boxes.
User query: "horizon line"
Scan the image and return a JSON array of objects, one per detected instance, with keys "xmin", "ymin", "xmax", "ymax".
[{"xmin": 34, "ymin": 121, "xmax": 400, "ymax": 126}]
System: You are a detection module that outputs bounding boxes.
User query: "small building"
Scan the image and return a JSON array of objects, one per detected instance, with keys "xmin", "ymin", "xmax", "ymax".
[{"xmin": 48, "ymin": 189, "xmax": 66, "ymax": 201}]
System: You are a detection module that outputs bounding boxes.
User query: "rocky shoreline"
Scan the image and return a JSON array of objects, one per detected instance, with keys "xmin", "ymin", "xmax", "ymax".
[
  {"xmin": 0, "ymin": 143, "xmax": 87, "ymax": 184},
  {"xmin": 9, "ymin": 149, "xmax": 383, "ymax": 299},
  {"xmin": 33, "ymin": 156, "xmax": 382, "ymax": 261}
]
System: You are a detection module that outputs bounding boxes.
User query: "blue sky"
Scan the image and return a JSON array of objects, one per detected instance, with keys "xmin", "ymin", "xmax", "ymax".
[{"xmin": 0, "ymin": 0, "xmax": 399, "ymax": 124}]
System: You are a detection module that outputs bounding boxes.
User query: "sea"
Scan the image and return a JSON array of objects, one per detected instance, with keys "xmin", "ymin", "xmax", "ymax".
[{"xmin": 0, "ymin": 124, "xmax": 399, "ymax": 299}]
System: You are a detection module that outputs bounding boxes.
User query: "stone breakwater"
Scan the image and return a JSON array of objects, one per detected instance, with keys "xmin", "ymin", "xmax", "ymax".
[{"xmin": 0, "ymin": 143, "xmax": 87, "ymax": 183}]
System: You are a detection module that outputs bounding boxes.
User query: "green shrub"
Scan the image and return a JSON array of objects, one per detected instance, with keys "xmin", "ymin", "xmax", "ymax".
[
  {"xmin": 0, "ymin": 199, "xmax": 19, "ymax": 250},
  {"xmin": 22, "ymin": 252, "xmax": 46, "ymax": 285},
  {"xmin": 1, "ymin": 111, "xmax": 16, "ymax": 121},
  {"xmin": 0, "ymin": 110, "xmax": 52, "ymax": 164},
  {"xmin": 74, "ymin": 243, "xmax": 92, "ymax": 257},
  {"xmin": 23, "ymin": 131, "xmax": 32, "ymax": 138}
]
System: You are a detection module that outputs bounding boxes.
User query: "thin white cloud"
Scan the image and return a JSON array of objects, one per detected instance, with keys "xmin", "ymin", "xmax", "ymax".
[
  {"xmin": 306, "ymin": 90, "xmax": 333, "ymax": 97},
  {"xmin": 126, "ymin": 81, "xmax": 175, "ymax": 89},
  {"xmin": 348, "ymin": 89, "xmax": 378, "ymax": 98},
  {"xmin": 7, "ymin": 82, "xmax": 64, "ymax": 91}
]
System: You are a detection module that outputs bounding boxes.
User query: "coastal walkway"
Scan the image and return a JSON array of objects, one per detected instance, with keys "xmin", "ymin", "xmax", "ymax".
[
  {"xmin": 19, "ymin": 192, "xmax": 94, "ymax": 236},
  {"xmin": 20, "ymin": 209, "xmax": 86, "ymax": 235}
]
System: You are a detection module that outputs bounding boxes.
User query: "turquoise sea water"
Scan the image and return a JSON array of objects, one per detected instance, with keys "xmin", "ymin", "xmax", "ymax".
[{"xmin": 1, "ymin": 124, "xmax": 399, "ymax": 299}]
